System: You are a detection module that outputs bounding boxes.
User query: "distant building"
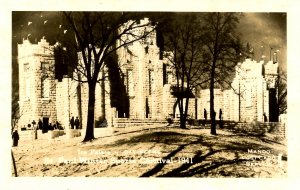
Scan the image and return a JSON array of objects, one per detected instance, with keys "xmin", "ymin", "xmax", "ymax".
[
  {"xmin": 17, "ymin": 18, "xmax": 279, "ymax": 130},
  {"xmin": 197, "ymin": 59, "xmax": 278, "ymax": 122}
]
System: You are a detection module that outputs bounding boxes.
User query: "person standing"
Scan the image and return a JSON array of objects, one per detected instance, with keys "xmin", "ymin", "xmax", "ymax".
[
  {"xmin": 56, "ymin": 121, "xmax": 61, "ymax": 130},
  {"xmin": 263, "ymin": 113, "xmax": 268, "ymax": 122},
  {"xmin": 70, "ymin": 116, "xmax": 75, "ymax": 129},
  {"xmin": 53, "ymin": 122, "xmax": 57, "ymax": 130},
  {"xmin": 203, "ymin": 108, "xmax": 207, "ymax": 126},
  {"xmin": 12, "ymin": 129, "xmax": 19, "ymax": 147},
  {"xmin": 219, "ymin": 109, "xmax": 223, "ymax": 121},
  {"xmin": 219, "ymin": 108, "xmax": 223, "ymax": 129},
  {"xmin": 75, "ymin": 116, "xmax": 80, "ymax": 129},
  {"xmin": 32, "ymin": 120, "xmax": 36, "ymax": 129},
  {"xmin": 49, "ymin": 123, "xmax": 53, "ymax": 130},
  {"xmin": 38, "ymin": 119, "xmax": 43, "ymax": 130}
]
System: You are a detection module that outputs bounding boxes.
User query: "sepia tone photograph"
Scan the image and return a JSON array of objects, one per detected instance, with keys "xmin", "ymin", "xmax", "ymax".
[{"xmin": 10, "ymin": 10, "xmax": 288, "ymax": 178}]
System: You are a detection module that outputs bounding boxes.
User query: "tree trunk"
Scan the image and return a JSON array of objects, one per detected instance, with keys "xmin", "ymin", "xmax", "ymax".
[
  {"xmin": 77, "ymin": 75, "xmax": 83, "ymax": 129},
  {"xmin": 210, "ymin": 62, "xmax": 217, "ymax": 135},
  {"xmin": 83, "ymin": 82, "xmax": 96, "ymax": 141},
  {"xmin": 179, "ymin": 98, "xmax": 187, "ymax": 129},
  {"xmin": 183, "ymin": 97, "xmax": 190, "ymax": 127},
  {"xmin": 180, "ymin": 116, "xmax": 187, "ymax": 129}
]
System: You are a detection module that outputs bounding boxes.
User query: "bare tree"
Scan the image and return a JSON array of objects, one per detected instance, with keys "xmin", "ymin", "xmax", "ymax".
[
  {"xmin": 162, "ymin": 13, "xmax": 208, "ymax": 129},
  {"xmin": 11, "ymin": 91, "xmax": 23, "ymax": 133},
  {"xmin": 62, "ymin": 12, "xmax": 154, "ymax": 141},
  {"xmin": 11, "ymin": 96, "xmax": 19, "ymax": 132},
  {"xmin": 276, "ymin": 70, "xmax": 287, "ymax": 115},
  {"xmin": 201, "ymin": 13, "xmax": 243, "ymax": 135}
]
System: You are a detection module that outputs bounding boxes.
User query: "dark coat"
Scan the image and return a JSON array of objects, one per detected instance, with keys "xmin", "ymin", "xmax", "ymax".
[
  {"xmin": 75, "ymin": 118, "xmax": 80, "ymax": 129},
  {"xmin": 70, "ymin": 117, "xmax": 75, "ymax": 129},
  {"xmin": 38, "ymin": 120, "xmax": 43, "ymax": 130},
  {"xmin": 12, "ymin": 131, "xmax": 19, "ymax": 147}
]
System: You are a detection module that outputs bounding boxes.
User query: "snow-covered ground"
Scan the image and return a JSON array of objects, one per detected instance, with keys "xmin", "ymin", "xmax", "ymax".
[{"xmin": 12, "ymin": 125, "xmax": 287, "ymax": 177}]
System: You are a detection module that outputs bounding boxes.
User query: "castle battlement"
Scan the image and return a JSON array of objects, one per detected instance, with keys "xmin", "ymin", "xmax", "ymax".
[
  {"xmin": 235, "ymin": 58, "xmax": 264, "ymax": 79},
  {"xmin": 264, "ymin": 60, "xmax": 279, "ymax": 75},
  {"xmin": 18, "ymin": 37, "xmax": 53, "ymax": 59},
  {"xmin": 264, "ymin": 60, "xmax": 278, "ymax": 89}
]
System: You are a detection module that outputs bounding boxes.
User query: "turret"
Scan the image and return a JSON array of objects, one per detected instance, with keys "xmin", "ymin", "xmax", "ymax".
[{"xmin": 264, "ymin": 60, "xmax": 279, "ymax": 89}]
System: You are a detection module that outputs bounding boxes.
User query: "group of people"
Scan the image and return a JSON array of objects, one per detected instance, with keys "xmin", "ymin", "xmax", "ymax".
[
  {"xmin": 203, "ymin": 108, "xmax": 223, "ymax": 128},
  {"xmin": 23, "ymin": 116, "xmax": 80, "ymax": 131},
  {"xmin": 70, "ymin": 116, "xmax": 80, "ymax": 129},
  {"xmin": 203, "ymin": 108, "xmax": 269, "ymax": 123},
  {"xmin": 203, "ymin": 108, "xmax": 223, "ymax": 121},
  {"xmin": 29, "ymin": 119, "xmax": 62, "ymax": 132}
]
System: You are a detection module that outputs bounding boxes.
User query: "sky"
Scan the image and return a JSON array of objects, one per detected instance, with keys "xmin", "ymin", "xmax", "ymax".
[
  {"xmin": 12, "ymin": 12, "xmax": 287, "ymax": 72},
  {"xmin": 238, "ymin": 12, "xmax": 287, "ymax": 71}
]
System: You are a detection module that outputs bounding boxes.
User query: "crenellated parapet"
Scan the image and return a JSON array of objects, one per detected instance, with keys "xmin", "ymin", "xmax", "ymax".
[
  {"xmin": 18, "ymin": 37, "xmax": 53, "ymax": 59},
  {"xmin": 235, "ymin": 58, "xmax": 264, "ymax": 81},
  {"xmin": 264, "ymin": 60, "xmax": 279, "ymax": 89}
]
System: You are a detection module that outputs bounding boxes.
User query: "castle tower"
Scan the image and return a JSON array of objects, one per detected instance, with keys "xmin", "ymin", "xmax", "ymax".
[
  {"xmin": 264, "ymin": 60, "xmax": 279, "ymax": 121},
  {"xmin": 231, "ymin": 58, "xmax": 270, "ymax": 122},
  {"xmin": 18, "ymin": 37, "xmax": 57, "ymax": 129},
  {"xmin": 264, "ymin": 60, "xmax": 279, "ymax": 89},
  {"xmin": 116, "ymin": 18, "xmax": 164, "ymax": 119}
]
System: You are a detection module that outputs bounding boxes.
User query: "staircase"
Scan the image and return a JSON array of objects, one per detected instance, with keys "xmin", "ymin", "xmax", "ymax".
[{"xmin": 113, "ymin": 118, "xmax": 167, "ymax": 128}]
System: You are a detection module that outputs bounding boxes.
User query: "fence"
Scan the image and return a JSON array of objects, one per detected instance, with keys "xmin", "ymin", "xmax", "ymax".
[{"xmin": 113, "ymin": 118, "xmax": 167, "ymax": 128}]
